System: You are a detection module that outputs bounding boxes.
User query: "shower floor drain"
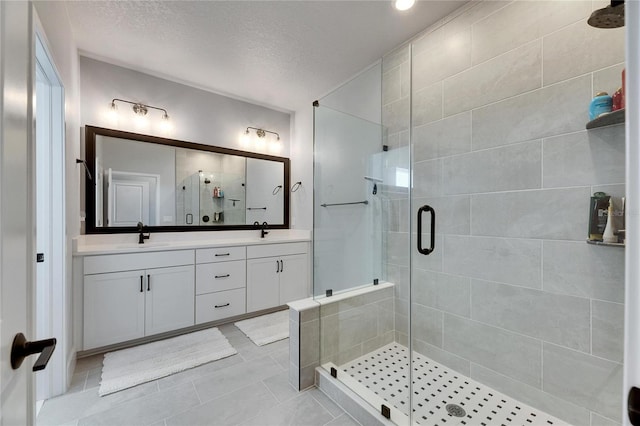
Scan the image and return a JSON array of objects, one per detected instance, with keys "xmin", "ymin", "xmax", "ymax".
[
  {"xmin": 446, "ymin": 404, "xmax": 466, "ymax": 417},
  {"xmin": 341, "ymin": 343, "xmax": 569, "ymax": 426}
]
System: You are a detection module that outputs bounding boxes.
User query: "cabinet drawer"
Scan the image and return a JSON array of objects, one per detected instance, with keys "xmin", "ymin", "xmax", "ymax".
[
  {"xmin": 196, "ymin": 260, "xmax": 246, "ymax": 295},
  {"xmin": 196, "ymin": 246, "xmax": 246, "ymax": 264},
  {"xmin": 84, "ymin": 250, "xmax": 194, "ymax": 275},
  {"xmin": 246, "ymin": 242, "xmax": 308, "ymax": 259},
  {"xmin": 196, "ymin": 288, "xmax": 246, "ymax": 324}
]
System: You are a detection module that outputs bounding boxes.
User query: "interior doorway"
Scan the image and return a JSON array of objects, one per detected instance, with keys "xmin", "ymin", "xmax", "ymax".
[{"xmin": 34, "ymin": 31, "xmax": 66, "ymax": 407}]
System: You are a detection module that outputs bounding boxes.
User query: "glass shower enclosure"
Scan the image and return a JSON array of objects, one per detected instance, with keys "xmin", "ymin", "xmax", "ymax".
[{"xmin": 314, "ymin": 2, "xmax": 625, "ymax": 425}]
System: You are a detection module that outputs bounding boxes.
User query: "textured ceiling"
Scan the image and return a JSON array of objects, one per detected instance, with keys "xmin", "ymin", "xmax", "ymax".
[{"xmin": 64, "ymin": 1, "xmax": 467, "ymax": 112}]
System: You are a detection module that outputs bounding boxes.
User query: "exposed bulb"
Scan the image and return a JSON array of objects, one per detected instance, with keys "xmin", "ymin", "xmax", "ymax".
[{"xmin": 395, "ymin": 0, "xmax": 415, "ymax": 11}]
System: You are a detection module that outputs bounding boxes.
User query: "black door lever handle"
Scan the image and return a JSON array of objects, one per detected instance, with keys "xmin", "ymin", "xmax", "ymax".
[{"xmin": 11, "ymin": 333, "xmax": 56, "ymax": 371}]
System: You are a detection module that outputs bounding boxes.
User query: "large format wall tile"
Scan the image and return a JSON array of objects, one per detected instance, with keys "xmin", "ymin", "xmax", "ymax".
[
  {"xmin": 543, "ymin": 343, "xmax": 622, "ymax": 421},
  {"xmin": 413, "ymin": 269, "xmax": 471, "ymax": 318},
  {"xmin": 413, "ymin": 339, "xmax": 471, "ymax": 377},
  {"xmin": 412, "ymin": 83, "xmax": 443, "ymax": 127},
  {"xmin": 593, "ymin": 63, "xmax": 625, "ymax": 95},
  {"xmin": 543, "ymin": 240, "xmax": 625, "ymax": 303},
  {"xmin": 591, "ymin": 300, "xmax": 624, "ymax": 363},
  {"xmin": 386, "ymin": 232, "xmax": 409, "ymax": 267},
  {"xmin": 443, "ymin": 40, "xmax": 541, "ymax": 116},
  {"xmin": 443, "ymin": 235, "xmax": 542, "ymax": 289},
  {"xmin": 471, "ymin": 0, "xmax": 590, "ymax": 66},
  {"xmin": 471, "ymin": 187, "xmax": 590, "ymax": 240},
  {"xmin": 443, "ymin": 141, "xmax": 541, "ymax": 195},
  {"xmin": 413, "ymin": 112, "xmax": 471, "ymax": 162},
  {"xmin": 443, "ymin": 1, "xmax": 510, "ymax": 40},
  {"xmin": 469, "ymin": 364, "xmax": 590, "ymax": 426},
  {"xmin": 382, "ymin": 45, "xmax": 409, "ymax": 73},
  {"xmin": 543, "ymin": 20, "xmax": 625, "ymax": 85},
  {"xmin": 413, "ymin": 28, "xmax": 471, "ymax": 92},
  {"xmin": 543, "ymin": 126, "xmax": 625, "ymax": 188},
  {"xmin": 412, "ymin": 233, "xmax": 443, "ymax": 273},
  {"xmin": 471, "ymin": 279, "xmax": 590, "ymax": 352},
  {"xmin": 443, "ymin": 314, "xmax": 542, "ymax": 387},
  {"xmin": 411, "ymin": 303, "xmax": 443, "ymax": 347},
  {"xmin": 382, "ymin": 66, "xmax": 401, "ymax": 106},
  {"xmin": 472, "ymin": 75, "xmax": 591, "ymax": 150},
  {"xmin": 413, "ymin": 195, "xmax": 470, "ymax": 236},
  {"xmin": 412, "ymin": 159, "xmax": 442, "ymax": 198},
  {"xmin": 383, "ymin": 97, "xmax": 409, "ymax": 135}
]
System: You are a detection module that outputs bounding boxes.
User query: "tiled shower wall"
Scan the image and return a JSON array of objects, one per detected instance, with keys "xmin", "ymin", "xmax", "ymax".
[{"xmin": 383, "ymin": 1, "xmax": 625, "ymax": 425}]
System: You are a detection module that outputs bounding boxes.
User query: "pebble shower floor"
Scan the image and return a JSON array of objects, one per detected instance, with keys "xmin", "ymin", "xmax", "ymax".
[{"xmin": 341, "ymin": 343, "xmax": 568, "ymax": 426}]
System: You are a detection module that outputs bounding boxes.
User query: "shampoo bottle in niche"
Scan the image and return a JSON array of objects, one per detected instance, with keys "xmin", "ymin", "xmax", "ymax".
[{"xmin": 603, "ymin": 198, "xmax": 617, "ymax": 243}]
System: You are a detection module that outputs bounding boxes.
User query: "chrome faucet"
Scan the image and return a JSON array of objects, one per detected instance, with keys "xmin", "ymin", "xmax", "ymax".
[
  {"xmin": 254, "ymin": 221, "xmax": 269, "ymax": 238},
  {"xmin": 137, "ymin": 222, "xmax": 150, "ymax": 244}
]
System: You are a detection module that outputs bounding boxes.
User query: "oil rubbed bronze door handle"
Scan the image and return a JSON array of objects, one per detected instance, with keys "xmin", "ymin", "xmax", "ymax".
[
  {"xmin": 214, "ymin": 303, "xmax": 230, "ymax": 308},
  {"xmin": 417, "ymin": 205, "xmax": 435, "ymax": 255},
  {"xmin": 215, "ymin": 274, "xmax": 230, "ymax": 279},
  {"xmin": 11, "ymin": 333, "xmax": 56, "ymax": 371},
  {"xmin": 147, "ymin": 274, "xmax": 151, "ymax": 291}
]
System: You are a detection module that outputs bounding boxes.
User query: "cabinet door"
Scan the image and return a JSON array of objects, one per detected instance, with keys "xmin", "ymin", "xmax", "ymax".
[
  {"xmin": 84, "ymin": 270, "xmax": 145, "ymax": 350},
  {"xmin": 145, "ymin": 265, "xmax": 195, "ymax": 336},
  {"xmin": 247, "ymin": 257, "xmax": 280, "ymax": 311},
  {"xmin": 279, "ymin": 254, "xmax": 309, "ymax": 305}
]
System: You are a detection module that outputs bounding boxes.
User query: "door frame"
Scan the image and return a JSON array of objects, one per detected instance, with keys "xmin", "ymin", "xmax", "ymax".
[{"xmin": 33, "ymin": 25, "xmax": 66, "ymax": 402}]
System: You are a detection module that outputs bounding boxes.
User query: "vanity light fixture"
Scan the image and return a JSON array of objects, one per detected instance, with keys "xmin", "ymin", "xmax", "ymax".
[
  {"xmin": 245, "ymin": 126, "xmax": 280, "ymax": 141},
  {"xmin": 394, "ymin": 0, "xmax": 415, "ymax": 11},
  {"xmin": 110, "ymin": 98, "xmax": 170, "ymax": 121}
]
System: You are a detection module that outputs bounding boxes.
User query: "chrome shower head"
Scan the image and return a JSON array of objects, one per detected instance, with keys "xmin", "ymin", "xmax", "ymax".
[{"xmin": 588, "ymin": 0, "xmax": 625, "ymax": 28}]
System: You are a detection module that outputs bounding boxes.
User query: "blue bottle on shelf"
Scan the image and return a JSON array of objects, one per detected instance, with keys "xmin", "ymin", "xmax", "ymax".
[{"xmin": 589, "ymin": 92, "xmax": 612, "ymax": 121}]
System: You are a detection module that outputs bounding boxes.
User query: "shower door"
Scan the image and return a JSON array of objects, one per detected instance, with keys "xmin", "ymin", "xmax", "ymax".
[
  {"xmin": 314, "ymin": 98, "xmax": 411, "ymax": 423},
  {"xmin": 404, "ymin": 2, "xmax": 626, "ymax": 425}
]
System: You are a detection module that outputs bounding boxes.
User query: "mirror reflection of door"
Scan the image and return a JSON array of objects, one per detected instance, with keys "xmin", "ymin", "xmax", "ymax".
[
  {"xmin": 106, "ymin": 168, "xmax": 160, "ymax": 226},
  {"xmin": 245, "ymin": 158, "xmax": 284, "ymax": 225}
]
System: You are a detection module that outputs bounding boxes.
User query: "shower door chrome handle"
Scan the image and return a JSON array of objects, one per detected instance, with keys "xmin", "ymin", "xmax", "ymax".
[{"xmin": 417, "ymin": 205, "xmax": 435, "ymax": 255}]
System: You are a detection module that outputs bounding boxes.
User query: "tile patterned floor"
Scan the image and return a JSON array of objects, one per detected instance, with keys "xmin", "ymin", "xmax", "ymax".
[
  {"xmin": 37, "ymin": 324, "xmax": 359, "ymax": 426},
  {"xmin": 341, "ymin": 343, "xmax": 568, "ymax": 426}
]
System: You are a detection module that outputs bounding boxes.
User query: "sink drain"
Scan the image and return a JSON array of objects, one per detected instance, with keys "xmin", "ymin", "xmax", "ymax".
[{"xmin": 446, "ymin": 404, "xmax": 466, "ymax": 418}]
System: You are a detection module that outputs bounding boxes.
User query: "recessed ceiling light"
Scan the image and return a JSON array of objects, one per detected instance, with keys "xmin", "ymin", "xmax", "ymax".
[{"xmin": 395, "ymin": 0, "xmax": 415, "ymax": 11}]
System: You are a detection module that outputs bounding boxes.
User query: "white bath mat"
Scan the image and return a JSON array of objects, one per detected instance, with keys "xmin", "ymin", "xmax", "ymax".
[
  {"xmin": 99, "ymin": 327, "xmax": 236, "ymax": 396},
  {"xmin": 234, "ymin": 310, "xmax": 289, "ymax": 346}
]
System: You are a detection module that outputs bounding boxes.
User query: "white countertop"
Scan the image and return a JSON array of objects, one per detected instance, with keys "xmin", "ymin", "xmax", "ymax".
[{"xmin": 74, "ymin": 229, "xmax": 311, "ymax": 256}]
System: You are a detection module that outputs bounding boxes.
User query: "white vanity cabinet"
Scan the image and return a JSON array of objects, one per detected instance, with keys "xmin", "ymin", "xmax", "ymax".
[
  {"xmin": 195, "ymin": 246, "xmax": 247, "ymax": 324},
  {"xmin": 76, "ymin": 234, "xmax": 311, "ymax": 352},
  {"xmin": 246, "ymin": 242, "xmax": 309, "ymax": 311},
  {"xmin": 83, "ymin": 250, "xmax": 195, "ymax": 350}
]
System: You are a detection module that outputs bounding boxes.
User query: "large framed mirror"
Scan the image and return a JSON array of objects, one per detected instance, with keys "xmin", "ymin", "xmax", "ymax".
[{"xmin": 85, "ymin": 126, "xmax": 290, "ymax": 233}]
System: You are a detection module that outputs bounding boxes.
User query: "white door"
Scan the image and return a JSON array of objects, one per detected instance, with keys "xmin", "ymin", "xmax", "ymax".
[
  {"xmin": 144, "ymin": 265, "xmax": 195, "ymax": 336},
  {"xmin": 1, "ymin": 1, "xmax": 35, "ymax": 424},
  {"xmin": 108, "ymin": 173, "xmax": 150, "ymax": 227},
  {"xmin": 624, "ymin": 2, "xmax": 640, "ymax": 425}
]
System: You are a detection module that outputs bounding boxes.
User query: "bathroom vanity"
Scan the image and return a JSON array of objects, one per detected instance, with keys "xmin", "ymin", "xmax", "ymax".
[{"xmin": 73, "ymin": 230, "xmax": 310, "ymax": 352}]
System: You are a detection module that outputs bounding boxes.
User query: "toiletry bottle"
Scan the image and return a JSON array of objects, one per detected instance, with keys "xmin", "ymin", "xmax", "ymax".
[
  {"xmin": 603, "ymin": 198, "xmax": 617, "ymax": 243},
  {"xmin": 622, "ymin": 68, "xmax": 626, "ymax": 108},
  {"xmin": 612, "ymin": 88, "xmax": 623, "ymax": 111},
  {"xmin": 589, "ymin": 192, "xmax": 610, "ymax": 241},
  {"xmin": 589, "ymin": 92, "xmax": 613, "ymax": 120}
]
